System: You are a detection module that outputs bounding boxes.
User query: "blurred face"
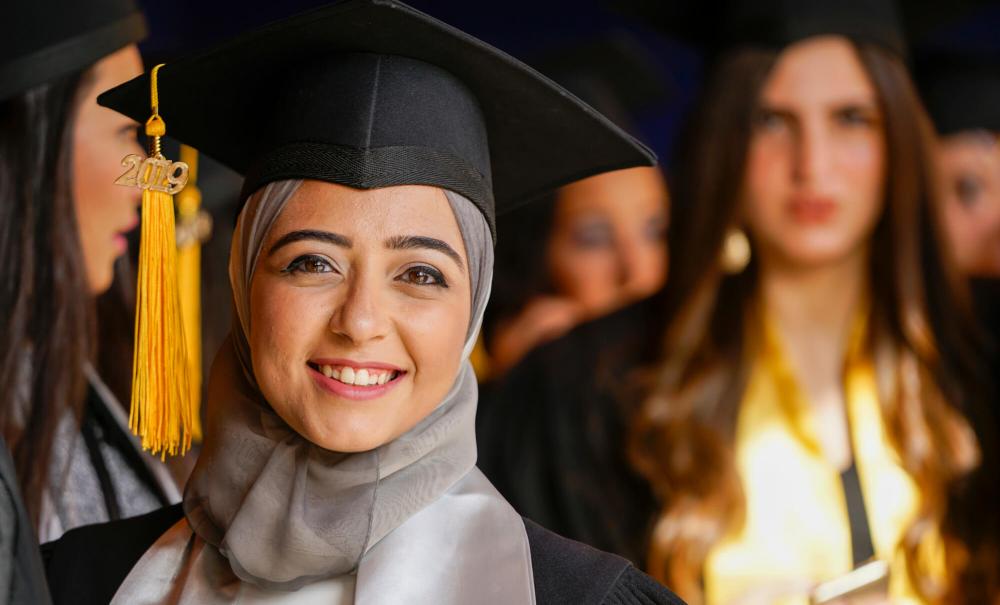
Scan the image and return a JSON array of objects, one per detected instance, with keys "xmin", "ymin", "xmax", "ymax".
[
  {"xmin": 249, "ymin": 181, "xmax": 471, "ymax": 452},
  {"xmin": 546, "ymin": 166, "xmax": 669, "ymax": 314},
  {"xmin": 72, "ymin": 44, "xmax": 144, "ymax": 294},
  {"xmin": 742, "ymin": 36, "xmax": 886, "ymax": 270},
  {"xmin": 937, "ymin": 131, "xmax": 1000, "ymax": 276}
]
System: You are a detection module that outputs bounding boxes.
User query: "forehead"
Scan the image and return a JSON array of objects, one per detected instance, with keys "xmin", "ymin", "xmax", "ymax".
[
  {"xmin": 270, "ymin": 181, "xmax": 464, "ymax": 246},
  {"xmin": 556, "ymin": 167, "xmax": 667, "ymax": 217},
  {"xmin": 761, "ymin": 35, "xmax": 877, "ymax": 106}
]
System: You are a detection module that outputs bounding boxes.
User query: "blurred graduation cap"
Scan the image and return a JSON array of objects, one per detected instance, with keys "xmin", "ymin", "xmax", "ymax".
[
  {"xmin": 98, "ymin": 0, "xmax": 656, "ymax": 236},
  {"xmin": 910, "ymin": 0, "xmax": 1000, "ymax": 136},
  {"xmin": 528, "ymin": 32, "xmax": 673, "ymax": 138},
  {"xmin": 0, "ymin": 0, "xmax": 146, "ymax": 100},
  {"xmin": 613, "ymin": 0, "xmax": 907, "ymax": 58},
  {"xmin": 915, "ymin": 50, "xmax": 1000, "ymax": 135}
]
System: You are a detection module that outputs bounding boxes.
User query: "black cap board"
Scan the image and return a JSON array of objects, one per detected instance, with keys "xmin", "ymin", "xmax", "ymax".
[
  {"xmin": 0, "ymin": 0, "xmax": 146, "ymax": 101},
  {"xmin": 916, "ymin": 50, "xmax": 1000, "ymax": 135},
  {"xmin": 97, "ymin": 0, "xmax": 657, "ymax": 239},
  {"xmin": 616, "ymin": 0, "xmax": 906, "ymax": 58}
]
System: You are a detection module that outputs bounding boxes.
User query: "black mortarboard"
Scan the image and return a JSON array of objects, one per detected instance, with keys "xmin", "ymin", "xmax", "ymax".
[
  {"xmin": 916, "ymin": 50, "xmax": 1000, "ymax": 135},
  {"xmin": 96, "ymin": 0, "xmax": 656, "ymax": 238},
  {"xmin": 616, "ymin": 0, "xmax": 906, "ymax": 58},
  {"xmin": 0, "ymin": 0, "xmax": 146, "ymax": 101}
]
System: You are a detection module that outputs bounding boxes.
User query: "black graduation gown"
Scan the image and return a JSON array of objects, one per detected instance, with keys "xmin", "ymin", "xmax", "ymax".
[
  {"xmin": 0, "ymin": 437, "xmax": 52, "ymax": 605},
  {"xmin": 42, "ymin": 503, "xmax": 685, "ymax": 605},
  {"xmin": 477, "ymin": 293, "xmax": 667, "ymax": 567}
]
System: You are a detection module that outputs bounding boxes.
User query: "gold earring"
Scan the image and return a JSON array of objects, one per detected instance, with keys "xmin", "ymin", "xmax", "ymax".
[{"xmin": 720, "ymin": 228, "xmax": 751, "ymax": 274}]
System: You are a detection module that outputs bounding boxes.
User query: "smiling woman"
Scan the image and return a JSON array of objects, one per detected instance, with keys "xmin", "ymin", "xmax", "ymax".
[
  {"xmin": 249, "ymin": 181, "xmax": 474, "ymax": 454},
  {"xmin": 41, "ymin": 1, "xmax": 684, "ymax": 604}
]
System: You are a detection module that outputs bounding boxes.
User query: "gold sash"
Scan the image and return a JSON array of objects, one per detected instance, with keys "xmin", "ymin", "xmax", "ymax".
[{"xmin": 703, "ymin": 310, "xmax": 944, "ymax": 604}]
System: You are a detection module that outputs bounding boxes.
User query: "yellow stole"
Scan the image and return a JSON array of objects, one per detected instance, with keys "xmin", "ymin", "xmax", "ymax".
[{"xmin": 702, "ymin": 311, "xmax": 944, "ymax": 604}]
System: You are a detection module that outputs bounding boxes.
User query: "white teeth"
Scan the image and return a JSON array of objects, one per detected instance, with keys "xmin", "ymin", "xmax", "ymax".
[{"xmin": 317, "ymin": 364, "xmax": 398, "ymax": 387}]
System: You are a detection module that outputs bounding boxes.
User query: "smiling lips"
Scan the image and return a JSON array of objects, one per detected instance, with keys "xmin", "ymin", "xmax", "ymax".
[{"xmin": 308, "ymin": 361, "xmax": 405, "ymax": 400}]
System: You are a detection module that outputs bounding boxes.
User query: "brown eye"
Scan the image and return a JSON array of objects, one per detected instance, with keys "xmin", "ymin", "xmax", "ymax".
[
  {"xmin": 283, "ymin": 255, "xmax": 333, "ymax": 274},
  {"xmin": 399, "ymin": 265, "xmax": 447, "ymax": 287}
]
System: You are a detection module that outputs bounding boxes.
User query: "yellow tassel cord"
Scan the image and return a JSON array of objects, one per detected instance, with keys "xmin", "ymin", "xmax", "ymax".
[
  {"xmin": 129, "ymin": 64, "xmax": 196, "ymax": 458},
  {"xmin": 176, "ymin": 144, "xmax": 204, "ymax": 441}
]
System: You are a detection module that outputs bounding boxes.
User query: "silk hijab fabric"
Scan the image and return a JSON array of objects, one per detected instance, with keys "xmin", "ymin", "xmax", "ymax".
[{"xmin": 111, "ymin": 182, "xmax": 535, "ymax": 604}]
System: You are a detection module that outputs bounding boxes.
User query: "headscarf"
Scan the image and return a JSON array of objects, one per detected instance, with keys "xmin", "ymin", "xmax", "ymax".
[{"xmin": 183, "ymin": 180, "xmax": 495, "ymax": 589}]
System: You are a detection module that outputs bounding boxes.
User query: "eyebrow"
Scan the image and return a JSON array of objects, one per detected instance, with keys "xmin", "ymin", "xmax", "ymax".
[
  {"xmin": 758, "ymin": 98, "xmax": 880, "ymax": 115},
  {"xmin": 267, "ymin": 230, "xmax": 465, "ymax": 271},
  {"xmin": 269, "ymin": 230, "xmax": 353, "ymax": 255},
  {"xmin": 385, "ymin": 235, "xmax": 465, "ymax": 271}
]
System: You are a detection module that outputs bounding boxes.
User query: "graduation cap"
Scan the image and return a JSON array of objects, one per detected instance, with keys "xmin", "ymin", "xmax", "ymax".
[
  {"xmin": 96, "ymin": 0, "xmax": 656, "ymax": 456},
  {"xmin": 0, "ymin": 0, "xmax": 146, "ymax": 100},
  {"xmin": 98, "ymin": 0, "xmax": 656, "ymax": 236},
  {"xmin": 916, "ymin": 50, "xmax": 1000, "ymax": 135},
  {"xmin": 614, "ymin": 0, "xmax": 906, "ymax": 58}
]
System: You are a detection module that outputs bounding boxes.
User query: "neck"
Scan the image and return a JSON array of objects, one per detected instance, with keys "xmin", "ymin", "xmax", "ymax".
[{"xmin": 758, "ymin": 247, "xmax": 869, "ymax": 347}]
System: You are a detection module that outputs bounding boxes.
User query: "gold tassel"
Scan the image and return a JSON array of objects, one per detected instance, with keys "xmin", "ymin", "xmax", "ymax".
[
  {"xmin": 175, "ymin": 144, "xmax": 208, "ymax": 442},
  {"xmin": 117, "ymin": 64, "xmax": 196, "ymax": 457}
]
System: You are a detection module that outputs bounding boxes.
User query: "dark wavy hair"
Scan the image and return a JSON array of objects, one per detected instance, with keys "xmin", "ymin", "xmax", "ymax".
[{"xmin": 0, "ymin": 69, "xmax": 96, "ymax": 526}]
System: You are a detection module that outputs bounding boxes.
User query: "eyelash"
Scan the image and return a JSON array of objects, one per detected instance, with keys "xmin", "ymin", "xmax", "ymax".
[
  {"xmin": 836, "ymin": 108, "xmax": 876, "ymax": 127},
  {"xmin": 281, "ymin": 256, "xmax": 448, "ymax": 288},
  {"xmin": 398, "ymin": 265, "xmax": 448, "ymax": 288},
  {"xmin": 282, "ymin": 254, "xmax": 334, "ymax": 274}
]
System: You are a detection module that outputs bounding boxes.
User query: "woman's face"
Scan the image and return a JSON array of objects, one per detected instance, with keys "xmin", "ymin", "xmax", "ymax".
[
  {"xmin": 72, "ymin": 44, "xmax": 144, "ymax": 294},
  {"xmin": 937, "ymin": 131, "xmax": 1000, "ymax": 276},
  {"xmin": 741, "ymin": 36, "xmax": 886, "ymax": 270},
  {"xmin": 546, "ymin": 166, "xmax": 668, "ymax": 314},
  {"xmin": 250, "ymin": 181, "xmax": 472, "ymax": 452}
]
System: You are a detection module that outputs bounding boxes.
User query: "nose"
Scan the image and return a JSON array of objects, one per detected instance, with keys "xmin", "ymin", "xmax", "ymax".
[
  {"xmin": 792, "ymin": 119, "xmax": 830, "ymax": 187},
  {"xmin": 328, "ymin": 271, "xmax": 390, "ymax": 345}
]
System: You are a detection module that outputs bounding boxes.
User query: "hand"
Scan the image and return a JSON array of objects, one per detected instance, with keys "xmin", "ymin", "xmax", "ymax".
[{"xmin": 489, "ymin": 296, "xmax": 585, "ymax": 375}]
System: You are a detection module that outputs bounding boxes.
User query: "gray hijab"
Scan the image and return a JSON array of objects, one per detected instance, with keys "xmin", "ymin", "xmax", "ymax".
[{"xmin": 183, "ymin": 180, "xmax": 496, "ymax": 589}]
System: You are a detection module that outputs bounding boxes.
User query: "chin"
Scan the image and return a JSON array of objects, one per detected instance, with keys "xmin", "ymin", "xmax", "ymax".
[
  {"xmin": 88, "ymin": 267, "xmax": 115, "ymax": 295},
  {"xmin": 304, "ymin": 414, "xmax": 394, "ymax": 453}
]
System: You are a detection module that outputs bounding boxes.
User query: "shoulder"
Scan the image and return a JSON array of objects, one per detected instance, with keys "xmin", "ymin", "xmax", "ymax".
[
  {"xmin": 42, "ymin": 503, "xmax": 183, "ymax": 605},
  {"xmin": 524, "ymin": 518, "xmax": 685, "ymax": 605}
]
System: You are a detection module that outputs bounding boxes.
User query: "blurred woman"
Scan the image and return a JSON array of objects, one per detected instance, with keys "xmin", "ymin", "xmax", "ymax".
[
  {"xmin": 482, "ymin": 2, "xmax": 999, "ymax": 603},
  {"xmin": 482, "ymin": 35, "xmax": 671, "ymax": 376},
  {"xmin": 486, "ymin": 166, "xmax": 669, "ymax": 375},
  {"xmin": 918, "ymin": 51, "xmax": 1000, "ymax": 278},
  {"xmin": 0, "ymin": 0, "xmax": 180, "ymax": 541},
  {"xmin": 629, "ymin": 5, "xmax": 997, "ymax": 604}
]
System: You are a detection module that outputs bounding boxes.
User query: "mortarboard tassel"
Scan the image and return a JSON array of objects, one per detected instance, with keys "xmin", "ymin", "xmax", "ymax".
[
  {"xmin": 116, "ymin": 64, "xmax": 196, "ymax": 457},
  {"xmin": 175, "ymin": 144, "xmax": 210, "ymax": 441}
]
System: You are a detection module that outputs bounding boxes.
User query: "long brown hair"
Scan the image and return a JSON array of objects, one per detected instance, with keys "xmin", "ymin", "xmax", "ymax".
[
  {"xmin": 629, "ymin": 41, "xmax": 994, "ymax": 602},
  {"xmin": 0, "ymin": 69, "xmax": 96, "ymax": 526}
]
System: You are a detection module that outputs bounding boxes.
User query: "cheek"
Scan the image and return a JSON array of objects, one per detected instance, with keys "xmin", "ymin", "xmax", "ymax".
[
  {"xmin": 743, "ymin": 141, "xmax": 789, "ymax": 227},
  {"xmin": 402, "ymin": 296, "xmax": 468, "ymax": 374},
  {"xmin": 249, "ymin": 281, "xmax": 328, "ymax": 395},
  {"xmin": 837, "ymin": 136, "xmax": 885, "ymax": 215}
]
